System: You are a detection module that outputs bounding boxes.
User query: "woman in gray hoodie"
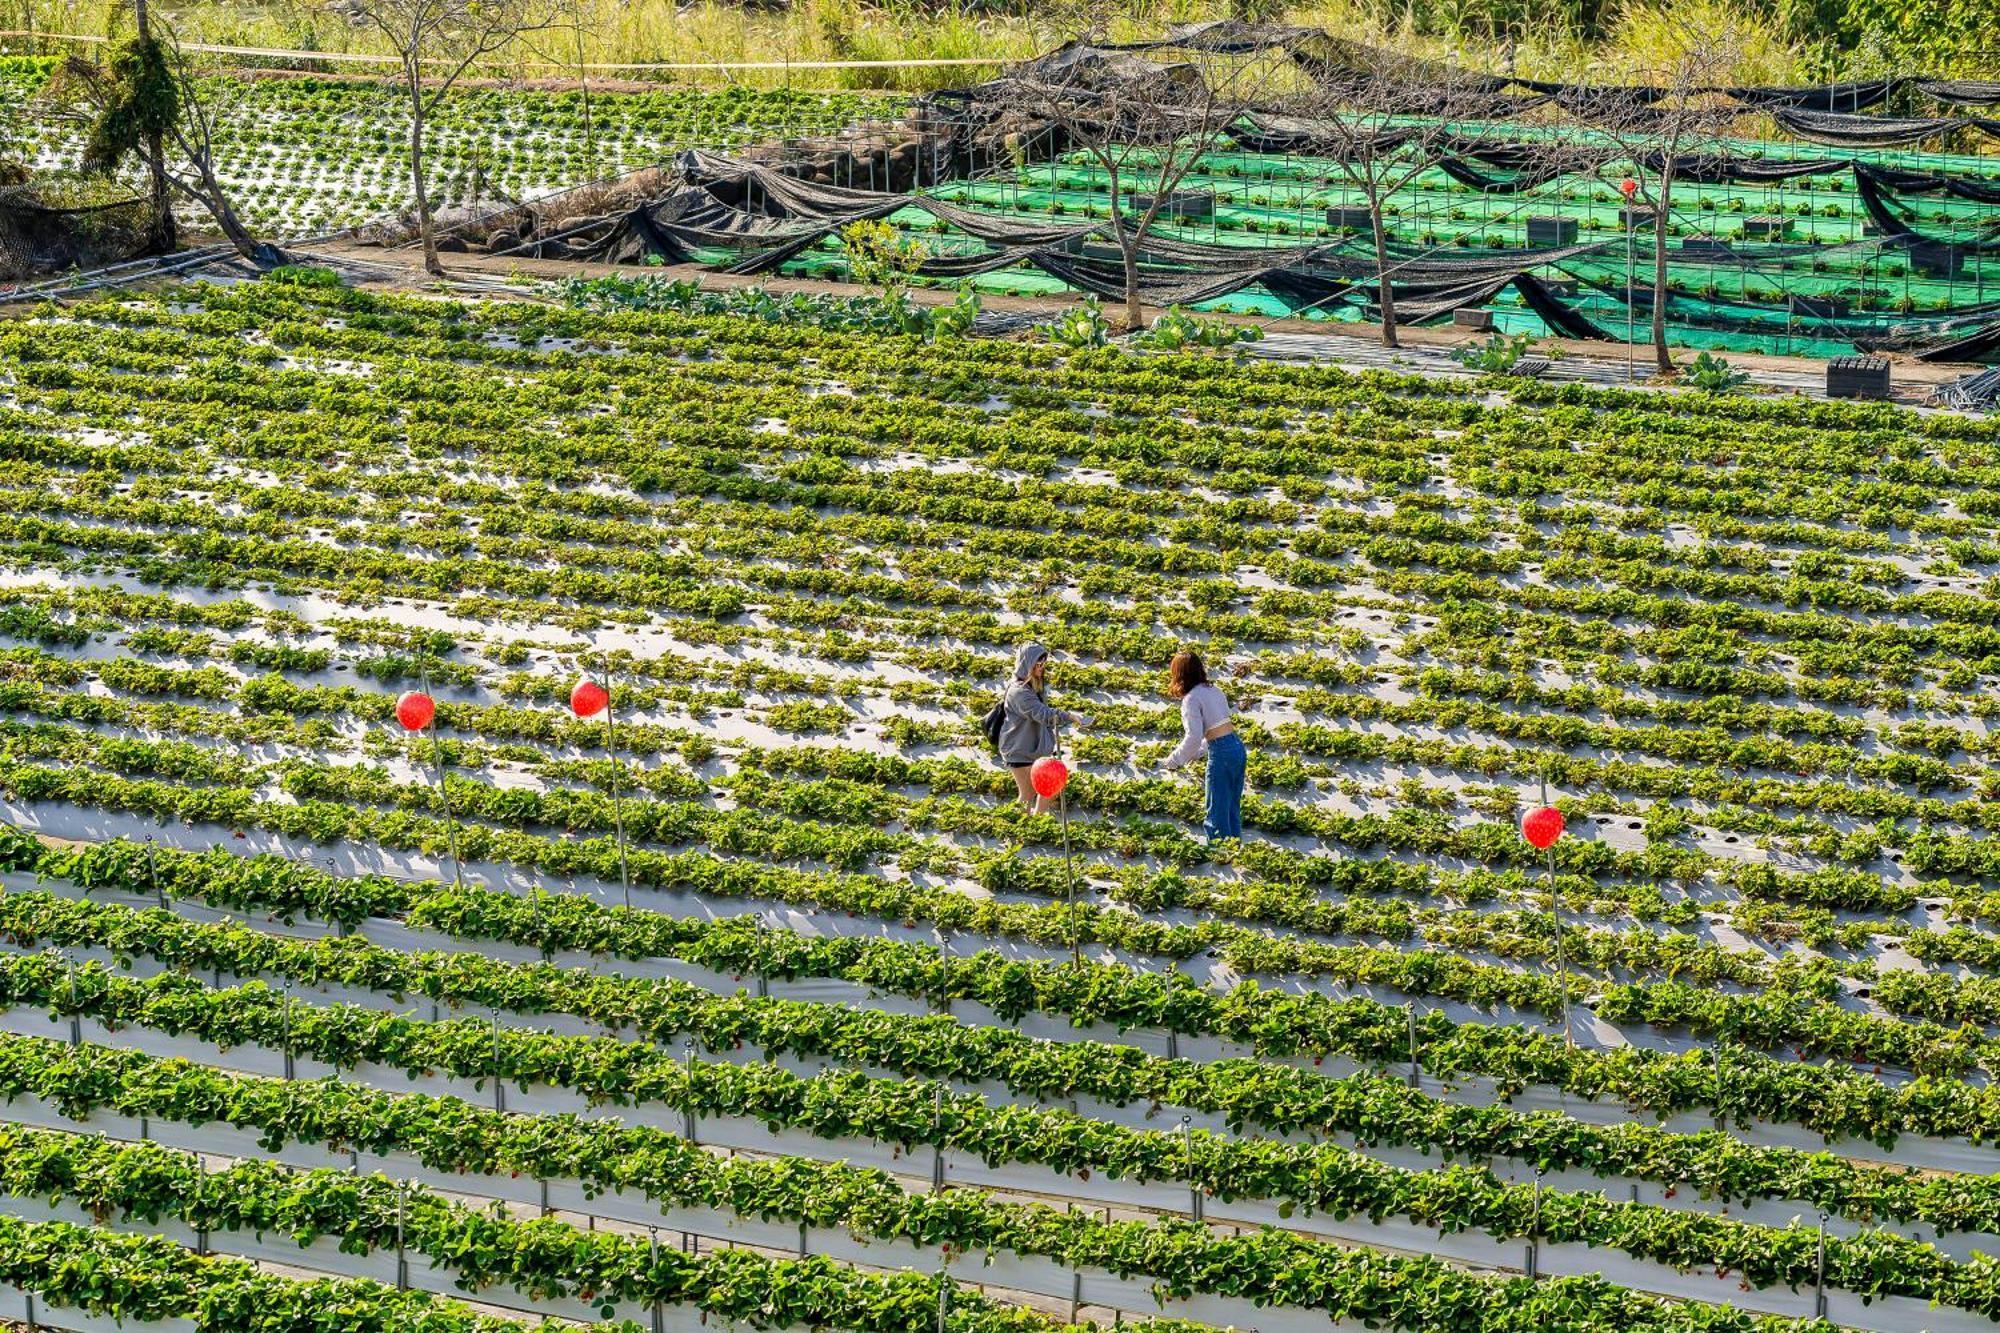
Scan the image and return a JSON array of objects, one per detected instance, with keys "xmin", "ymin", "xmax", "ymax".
[{"xmin": 999, "ymin": 643, "xmax": 1091, "ymax": 811}]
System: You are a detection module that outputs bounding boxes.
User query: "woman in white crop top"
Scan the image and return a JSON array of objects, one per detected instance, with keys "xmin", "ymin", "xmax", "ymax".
[{"xmin": 1162, "ymin": 649, "xmax": 1245, "ymax": 842}]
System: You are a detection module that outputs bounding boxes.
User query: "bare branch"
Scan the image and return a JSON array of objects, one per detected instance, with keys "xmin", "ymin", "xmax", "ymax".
[
  {"xmin": 332, "ymin": 0, "xmax": 567, "ymax": 273},
  {"xmin": 980, "ymin": 22, "xmax": 1287, "ymax": 329}
]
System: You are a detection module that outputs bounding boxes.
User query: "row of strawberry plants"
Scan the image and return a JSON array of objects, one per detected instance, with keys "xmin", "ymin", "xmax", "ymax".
[
  {"xmin": 0, "ymin": 613, "xmax": 1966, "ymax": 962},
  {"xmin": 27, "ymin": 290, "xmax": 1984, "ymax": 564},
  {"xmin": 7, "ymin": 736, "xmax": 1962, "ymax": 1037},
  {"xmin": 1, "ymin": 612, "xmax": 1969, "ymax": 958},
  {"xmin": 0, "ymin": 828, "xmax": 1987, "ymax": 1160},
  {"xmin": 0, "ymin": 758, "xmax": 1972, "ymax": 1090},
  {"xmin": 0, "ymin": 1217, "xmax": 545, "ymax": 1333},
  {"xmin": 0, "ymin": 948, "xmax": 1992, "ymax": 1312},
  {"xmin": 0, "ymin": 1041, "xmax": 1812, "ymax": 1333},
  {"xmin": 2, "ymin": 956, "xmax": 1993, "ymax": 1318},
  {"xmin": 0, "ymin": 1122, "xmax": 1125, "ymax": 1331},
  {"xmin": 8, "ymin": 418, "xmax": 1987, "ymax": 701},
  {"xmin": 10, "ymin": 692, "xmax": 1935, "ymax": 925},
  {"xmin": 0, "ymin": 760, "xmax": 1880, "ymax": 1070},
  {"xmin": 4, "ymin": 879, "xmax": 1999, "ymax": 1238},
  {"xmin": 44, "ymin": 282, "xmax": 2000, "ymax": 514},
  {"xmin": 24, "ymin": 615, "xmax": 1978, "ymax": 875}
]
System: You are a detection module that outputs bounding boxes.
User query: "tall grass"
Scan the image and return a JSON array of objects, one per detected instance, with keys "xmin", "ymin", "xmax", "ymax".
[{"xmin": 14, "ymin": 0, "xmax": 1972, "ymax": 92}]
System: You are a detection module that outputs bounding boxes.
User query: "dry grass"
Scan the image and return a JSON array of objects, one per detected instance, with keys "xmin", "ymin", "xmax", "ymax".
[{"xmin": 19, "ymin": 0, "xmax": 1822, "ymax": 91}]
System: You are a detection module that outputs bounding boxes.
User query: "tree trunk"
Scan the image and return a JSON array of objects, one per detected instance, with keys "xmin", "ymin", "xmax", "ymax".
[
  {"xmin": 1371, "ymin": 198, "xmax": 1398, "ymax": 348},
  {"xmin": 1121, "ymin": 233, "xmax": 1143, "ymax": 332},
  {"xmin": 1651, "ymin": 176, "xmax": 1672, "ymax": 375},
  {"xmin": 191, "ymin": 162, "xmax": 275, "ymax": 264},
  {"xmin": 408, "ymin": 72, "xmax": 441, "ymax": 276},
  {"xmin": 133, "ymin": 0, "xmax": 176, "ymax": 254},
  {"xmin": 1106, "ymin": 201, "xmax": 1142, "ymax": 331}
]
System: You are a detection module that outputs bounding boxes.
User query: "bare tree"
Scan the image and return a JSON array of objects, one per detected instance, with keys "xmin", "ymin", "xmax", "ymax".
[
  {"xmin": 1279, "ymin": 40, "xmax": 1576, "ymax": 348},
  {"xmin": 995, "ymin": 17, "xmax": 1290, "ymax": 329},
  {"xmin": 336, "ymin": 0, "xmax": 561, "ymax": 275},
  {"xmin": 1569, "ymin": 32, "xmax": 1746, "ymax": 375},
  {"xmin": 48, "ymin": 25, "xmax": 278, "ymax": 263}
]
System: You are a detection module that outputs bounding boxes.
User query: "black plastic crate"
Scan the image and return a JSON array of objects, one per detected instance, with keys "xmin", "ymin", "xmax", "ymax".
[
  {"xmin": 1526, "ymin": 216, "xmax": 1578, "ymax": 247},
  {"xmin": 1742, "ymin": 214, "xmax": 1793, "ymax": 239},
  {"xmin": 1788, "ymin": 294, "xmax": 1850, "ymax": 319},
  {"xmin": 1126, "ymin": 190, "xmax": 1214, "ymax": 221},
  {"xmin": 1325, "ymin": 206, "xmax": 1375, "ymax": 231},
  {"xmin": 1827, "ymin": 355, "xmax": 1890, "ymax": 400}
]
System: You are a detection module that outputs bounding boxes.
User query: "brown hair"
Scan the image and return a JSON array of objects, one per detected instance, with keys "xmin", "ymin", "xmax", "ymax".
[{"xmin": 1167, "ymin": 650, "xmax": 1207, "ymax": 700}]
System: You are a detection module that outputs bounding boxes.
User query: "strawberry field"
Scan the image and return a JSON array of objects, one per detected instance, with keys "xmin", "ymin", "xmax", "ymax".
[
  {"xmin": 1, "ymin": 57, "xmax": 892, "ymax": 233},
  {"xmin": 7, "ymin": 270, "xmax": 2000, "ymax": 1331}
]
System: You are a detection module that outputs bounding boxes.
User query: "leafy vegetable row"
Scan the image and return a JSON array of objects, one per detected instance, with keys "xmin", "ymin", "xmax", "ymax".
[
  {"xmin": 9, "ymin": 829, "xmax": 1989, "ymax": 1151},
  {"xmin": 0, "ymin": 1043, "xmax": 1813, "ymax": 1333},
  {"xmin": 3, "ymin": 951, "xmax": 1996, "ymax": 1314},
  {"xmin": 1, "ymin": 877, "xmax": 1991, "ymax": 1237}
]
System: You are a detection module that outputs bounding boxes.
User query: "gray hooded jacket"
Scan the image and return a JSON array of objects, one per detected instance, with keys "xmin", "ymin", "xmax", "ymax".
[{"xmin": 998, "ymin": 642, "xmax": 1072, "ymax": 767}]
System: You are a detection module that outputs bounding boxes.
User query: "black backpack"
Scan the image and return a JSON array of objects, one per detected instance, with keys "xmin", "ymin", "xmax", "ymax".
[{"xmin": 979, "ymin": 696, "xmax": 1007, "ymax": 751}]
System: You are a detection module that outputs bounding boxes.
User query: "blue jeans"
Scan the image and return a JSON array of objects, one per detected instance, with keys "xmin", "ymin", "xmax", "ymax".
[{"xmin": 1203, "ymin": 732, "xmax": 1246, "ymax": 842}]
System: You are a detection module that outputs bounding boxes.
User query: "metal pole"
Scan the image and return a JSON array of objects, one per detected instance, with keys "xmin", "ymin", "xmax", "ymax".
[
  {"xmin": 191, "ymin": 1152, "xmax": 207, "ymax": 1256},
  {"xmin": 1059, "ymin": 785, "xmax": 1080, "ymax": 968},
  {"xmin": 932, "ymin": 1083, "xmax": 947, "ymax": 1193},
  {"xmin": 1813, "ymin": 1212, "xmax": 1828, "ymax": 1318},
  {"xmin": 1626, "ymin": 212, "xmax": 1636, "ymax": 382},
  {"xmin": 395, "ymin": 1182, "xmax": 408, "ymax": 1290},
  {"xmin": 1548, "ymin": 842, "xmax": 1568, "ymax": 1048},
  {"xmin": 1538, "ymin": 773, "xmax": 1570, "ymax": 1048},
  {"xmin": 418, "ymin": 659, "xmax": 464, "ymax": 890},
  {"xmin": 1181, "ymin": 1115, "xmax": 1202, "ymax": 1223},
  {"xmin": 492, "ymin": 1014, "xmax": 504, "ymax": 1113},
  {"xmin": 1527, "ymin": 1169, "xmax": 1543, "ymax": 1278},
  {"xmin": 281, "ymin": 980, "xmax": 294, "ymax": 1081},
  {"xmin": 64, "ymin": 951, "xmax": 80, "ymax": 1048},
  {"xmin": 598, "ymin": 656, "xmax": 633, "ymax": 909},
  {"xmin": 649, "ymin": 1227, "xmax": 665, "ymax": 1333},
  {"xmin": 1405, "ymin": 1002, "xmax": 1420, "ymax": 1086},
  {"xmin": 147, "ymin": 835, "xmax": 163, "ymax": 909},
  {"xmin": 683, "ymin": 1038, "xmax": 698, "ymax": 1142}
]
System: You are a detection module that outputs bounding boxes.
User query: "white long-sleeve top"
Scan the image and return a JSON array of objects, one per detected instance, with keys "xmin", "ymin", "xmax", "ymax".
[{"xmin": 1164, "ymin": 683, "xmax": 1231, "ymax": 770}]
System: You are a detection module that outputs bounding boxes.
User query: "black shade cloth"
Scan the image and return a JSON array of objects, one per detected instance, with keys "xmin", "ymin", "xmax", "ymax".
[
  {"xmin": 562, "ymin": 150, "xmax": 1997, "ymax": 363},
  {"xmin": 1918, "ymin": 80, "xmax": 2000, "ymax": 108},
  {"xmin": 1914, "ymin": 322, "xmax": 2000, "ymax": 362},
  {"xmin": 1721, "ymin": 78, "xmax": 1901, "ymax": 112},
  {"xmin": 1852, "ymin": 162, "xmax": 2000, "ymax": 254},
  {"xmin": 1228, "ymin": 114, "xmax": 1422, "ymax": 157},
  {"xmin": 1639, "ymin": 152, "xmax": 1836, "ymax": 184},
  {"xmin": 1773, "ymin": 108, "xmax": 2000, "ymax": 146},
  {"xmin": 1433, "ymin": 154, "xmax": 1571, "ymax": 193},
  {"xmin": 1514, "ymin": 272, "xmax": 1614, "ymax": 339}
]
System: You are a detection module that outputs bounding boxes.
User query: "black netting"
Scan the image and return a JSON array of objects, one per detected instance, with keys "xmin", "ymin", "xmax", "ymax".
[
  {"xmin": 1773, "ymin": 108, "xmax": 2000, "ymax": 146},
  {"xmin": 0, "ymin": 185, "xmax": 154, "ymax": 280},
  {"xmin": 1919, "ymin": 80, "xmax": 2000, "ymax": 108},
  {"xmin": 1721, "ymin": 79, "xmax": 1900, "ymax": 112},
  {"xmin": 562, "ymin": 151, "xmax": 1633, "ymax": 317},
  {"xmin": 1852, "ymin": 163, "xmax": 2000, "ymax": 255}
]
